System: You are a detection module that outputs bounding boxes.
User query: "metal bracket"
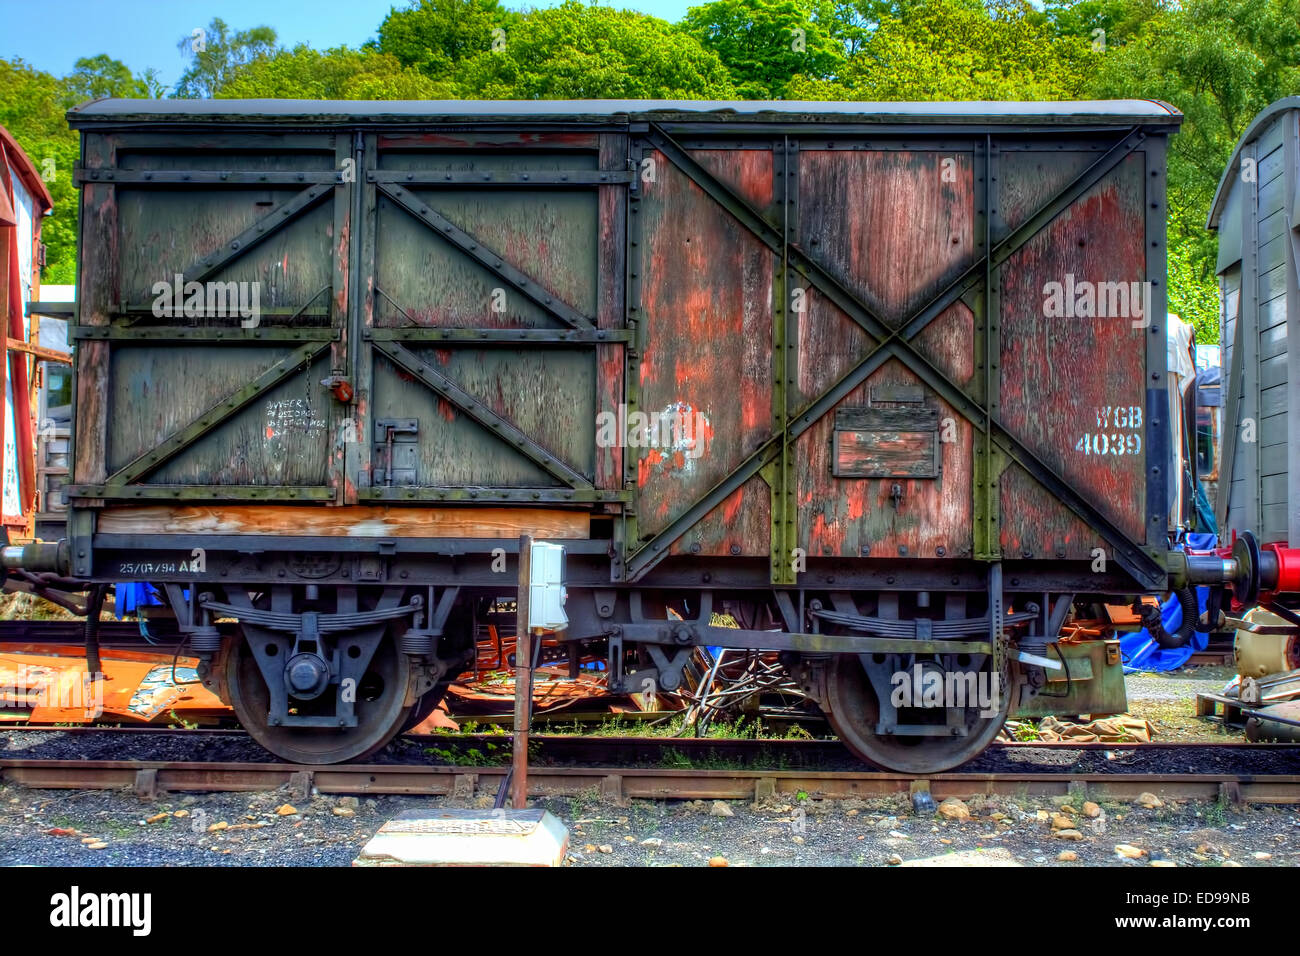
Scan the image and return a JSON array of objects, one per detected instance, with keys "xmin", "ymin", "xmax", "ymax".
[{"xmin": 373, "ymin": 418, "xmax": 419, "ymax": 486}]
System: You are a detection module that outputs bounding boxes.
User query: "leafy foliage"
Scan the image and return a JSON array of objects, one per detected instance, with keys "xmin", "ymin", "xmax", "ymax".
[
  {"xmin": 1085, "ymin": 0, "xmax": 1300, "ymax": 343},
  {"xmin": 174, "ymin": 17, "xmax": 278, "ymax": 98},
  {"xmin": 454, "ymin": 1, "xmax": 736, "ymax": 99},
  {"xmin": 682, "ymin": 0, "xmax": 857, "ymax": 98},
  {"xmin": 0, "ymin": 60, "xmax": 79, "ymax": 283},
  {"xmin": 789, "ymin": 0, "xmax": 1094, "ymax": 100},
  {"xmin": 218, "ymin": 46, "xmax": 442, "ymax": 99},
  {"xmin": 372, "ymin": 0, "xmax": 518, "ymax": 83}
]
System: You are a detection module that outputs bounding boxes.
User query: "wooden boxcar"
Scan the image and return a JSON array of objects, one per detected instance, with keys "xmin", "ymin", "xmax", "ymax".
[
  {"xmin": 10, "ymin": 98, "xmax": 1227, "ymax": 770},
  {"xmin": 1207, "ymin": 98, "xmax": 1300, "ymax": 640},
  {"xmin": 1210, "ymin": 99, "xmax": 1300, "ymax": 555}
]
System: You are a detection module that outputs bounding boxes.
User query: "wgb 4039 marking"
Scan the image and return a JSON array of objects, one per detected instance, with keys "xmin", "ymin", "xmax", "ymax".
[{"xmin": 1077, "ymin": 405, "xmax": 1143, "ymax": 456}]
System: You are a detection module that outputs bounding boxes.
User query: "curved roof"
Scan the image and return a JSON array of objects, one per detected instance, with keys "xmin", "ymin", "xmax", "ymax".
[
  {"xmin": 1207, "ymin": 96, "xmax": 1300, "ymax": 230},
  {"xmin": 68, "ymin": 97, "xmax": 1182, "ymax": 128}
]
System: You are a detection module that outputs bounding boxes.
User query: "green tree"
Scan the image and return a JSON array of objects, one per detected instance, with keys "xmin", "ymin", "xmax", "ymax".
[
  {"xmin": 175, "ymin": 17, "xmax": 278, "ymax": 97},
  {"xmin": 0, "ymin": 59, "xmax": 78, "ymax": 283},
  {"xmin": 62, "ymin": 54, "xmax": 152, "ymax": 103},
  {"xmin": 373, "ymin": 0, "xmax": 517, "ymax": 83},
  {"xmin": 218, "ymin": 46, "xmax": 443, "ymax": 99},
  {"xmin": 1087, "ymin": 0, "xmax": 1300, "ymax": 343},
  {"xmin": 1041, "ymin": 0, "xmax": 1165, "ymax": 49},
  {"xmin": 789, "ymin": 0, "xmax": 1094, "ymax": 100},
  {"xmin": 456, "ymin": 1, "xmax": 736, "ymax": 99},
  {"xmin": 682, "ymin": 0, "xmax": 855, "ymax": 98}
]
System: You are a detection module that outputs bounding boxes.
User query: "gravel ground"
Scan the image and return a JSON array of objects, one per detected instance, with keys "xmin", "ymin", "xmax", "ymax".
[
  {"xmin": 2, "ymin": 780, "xmax": 1296, "ymax": 867},
  {"xmin": 1124, "ymin": 665, "xmax": 1246, "ymax": 742}
]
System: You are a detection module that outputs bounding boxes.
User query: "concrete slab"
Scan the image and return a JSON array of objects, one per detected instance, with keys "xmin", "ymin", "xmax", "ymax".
[
  {"xmin": 897, "ymin": 847, "xmax": 1021, "ymax": 867},
  {"xmin": 352, "ymin": 808, "xmax": 569, "ymax": 867}
]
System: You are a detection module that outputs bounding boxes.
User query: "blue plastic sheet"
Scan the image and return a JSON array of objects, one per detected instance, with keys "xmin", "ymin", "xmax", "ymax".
[
  {"xmin": 114, "ymin": 582, "xmax": 163, "ymax": 618},
  {"xmin": 1119, "ymin": 532, "xmax": 1216, "ymax": 673}
]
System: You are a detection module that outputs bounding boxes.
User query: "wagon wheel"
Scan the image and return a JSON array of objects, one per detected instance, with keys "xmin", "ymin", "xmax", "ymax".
[
  {"xmin": 225, "ymin": 629, "xmax": 414, "ymax": 764},
  {"xmin": 822, "ymin": 649, "xmax": 1014, "ymax": 774}
]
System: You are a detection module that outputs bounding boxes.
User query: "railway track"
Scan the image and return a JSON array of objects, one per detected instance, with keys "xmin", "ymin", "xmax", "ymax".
[
  {"xmin": 3, "ymin": 756, "xmax": 1299, "ymax": 805},
  {"xmin": 4, "ymin": 723, "xmax": 1300, "ymax": 760},
  {"xmin": 3, "ymin": 730, "xmax": 1299, "ymax": 803}
]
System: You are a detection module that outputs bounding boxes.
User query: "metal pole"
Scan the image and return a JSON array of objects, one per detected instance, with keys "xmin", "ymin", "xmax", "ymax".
[{"xmin": 511, "ymin": 534, "xmax": 533, "ymax": 810}]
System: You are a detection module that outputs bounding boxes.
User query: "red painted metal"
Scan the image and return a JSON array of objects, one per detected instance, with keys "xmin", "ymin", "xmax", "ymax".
[{"xmin": 0, "ymin": 127, "xmax": 54, "ymax": 538}]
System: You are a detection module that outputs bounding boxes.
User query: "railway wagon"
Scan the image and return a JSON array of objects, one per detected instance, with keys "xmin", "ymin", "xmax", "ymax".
[
  {"xmin": 7, "ymin": 98, "xmax": 1237, "ymax": 771},
  {"xmin": 1206, "ymin": 97, "xmax": 1300, "ymax": 681}
]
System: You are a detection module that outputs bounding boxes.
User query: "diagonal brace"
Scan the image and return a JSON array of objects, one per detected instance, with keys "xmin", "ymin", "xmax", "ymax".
[
  {"xmin": 105, "ymin": 340, "xmax": 331, "ymax": 486},
  {"xmin": 630, "ymin": 127, "xmax": 1162, "ymax": 586},
  {"xmin": 186, "ymin": 184, "xmax": 335, "ymax": 286},
  {"xmin": 373, "ymin": 339, "xmax": 592, "ymax": 489},
  {"xmin": 376, "ymin": 182, "xmax": 595, "ymax": 330}
]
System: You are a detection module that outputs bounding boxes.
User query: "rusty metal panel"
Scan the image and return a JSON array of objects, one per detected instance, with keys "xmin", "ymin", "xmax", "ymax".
[
  {"xmin": 636, "ymin": 148, "xmax": 775, "ymax": 551},
  {"xmin": 998, "ymin": 153, "xmax": 1149, "ymax": 553},
  {"xmin": 792, "ymin": 148, "xmax": 975, "ymax": 560}
]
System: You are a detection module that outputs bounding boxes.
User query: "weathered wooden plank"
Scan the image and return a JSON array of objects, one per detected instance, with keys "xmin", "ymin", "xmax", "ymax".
[
  {"xmin": 116, "ymin": 188, "xmax": 333, "ymax": 309},
  {"xmin": 637, "ymin": 148, "xmax": 774, "ymax": 545},
  {"xmin": 1259, "ymin": 173, "xmax": 1287, "ymax": 218},
  {"xmin": 1260, "ymin": 350, "xmax": 1288, "ymax": 390},
  {"xmin": 1259, "ymin": 143, "xmax": 1286, "ymax": 185},
  {"xmin": 796, "ymin": 366, "xmax": 973, "ymax": 559},
  {"xmin": 1260, "ymin": 233, "xmax": 1288, "ymax": 274},
  {"xmin": 1262, "ymin": 473, "xmax": 1288, "ymax": 506},
  {"xmin": 1260, "ymin": 261, "xmax": 1290, "ymax": 304},
  {"xmin": 798, "ymin": 150, "xmax": 974, "ymax": 325},
  {"xmin": 1260, "ymin": 442, "xmax": 1288, "ymax": 476},
  {"xmin": 1257, "ymin": 118, "xmax": 1286, "ymax": 161},
  {"xmin": 73, "ymin": 133, "xmax": 116, "ymax": 487},
  {"xmin": 1000, "ymin": 462, "xmax": 1102, "ymax": 560},
  {"xmin": 1260, "ymin": 411, "xmax": 1288, "ymax": 449},
  {"xmin": 833, "ymin": 429, "xmax": 939, "ymax": 479},
  {"xmin": 596, "ymin": 133, "xmax": 627, "ymax": 492},
  {"xmin": 97, "ymin": 505, "xmax": 590, "ymax": 538},
  {"xmin": 1260, "ymin": 381, "xmax": 1288, "ymax": 417},
  {"xmin": 376, "ymin": 132, "xmax": 600, "ymax": 151},
  {"xmin": 1260, "ymin": 319, "xmax": 1288, "ymax": 359},
  {"xmin": 999, "ymin": 154, "xmax": 1148, "ymax": 545}
]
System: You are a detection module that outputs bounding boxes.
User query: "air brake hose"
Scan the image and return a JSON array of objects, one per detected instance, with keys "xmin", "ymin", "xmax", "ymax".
[
  {"xmin": 84, "ymin": 584, "xmax": 108, "ymax": 677},
  {"xmin": 1137, "ymin": 587, "xmax": 1198, "ymax": 650}
]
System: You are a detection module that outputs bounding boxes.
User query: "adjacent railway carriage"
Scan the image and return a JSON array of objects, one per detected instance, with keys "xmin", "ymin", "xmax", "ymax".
[
  {"xmin": 1205, "ymin": 98, "xmax": 1300, "ymax": 692},
  {"xmin": 10, "ymin": 98, "xmax": 1238, "ymax": 771},
  {"xmin": 1209, "ymin": 98, "xmax": 1300, "ymax": 601}
]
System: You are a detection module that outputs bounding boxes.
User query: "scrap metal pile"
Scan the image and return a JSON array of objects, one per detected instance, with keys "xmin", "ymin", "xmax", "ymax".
[{"xmin": 1196, "ymin": 608, "xmax": 1300, "ymax": 742}]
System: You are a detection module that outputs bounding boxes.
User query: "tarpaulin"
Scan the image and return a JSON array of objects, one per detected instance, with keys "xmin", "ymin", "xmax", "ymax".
[{"xmin": 1120, "ymin": 532, "xmax": 1215, "ymax": 672}]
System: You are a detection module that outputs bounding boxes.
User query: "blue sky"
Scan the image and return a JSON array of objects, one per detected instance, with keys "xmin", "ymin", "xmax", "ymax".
[{"xmin": 2, "ymin": 0, "xmax": 696, "ymax": 89}]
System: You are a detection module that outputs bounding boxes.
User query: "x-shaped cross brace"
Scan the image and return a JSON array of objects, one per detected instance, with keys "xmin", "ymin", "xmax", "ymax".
[{"xmin": 626, "ymin": 125, "xmax": 1164, "ymax": 589}]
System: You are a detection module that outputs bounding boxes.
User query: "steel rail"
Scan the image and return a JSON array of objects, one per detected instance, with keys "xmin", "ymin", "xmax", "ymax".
[{"xmin": 2, "ymin": 757, "xmax": 1298, "ymax": 804}]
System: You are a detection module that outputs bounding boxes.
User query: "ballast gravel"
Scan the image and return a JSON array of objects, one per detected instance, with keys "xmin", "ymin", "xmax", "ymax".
[{"xmin": 1, "ymin": 780, "xmax": 1296, "ymax": 868}]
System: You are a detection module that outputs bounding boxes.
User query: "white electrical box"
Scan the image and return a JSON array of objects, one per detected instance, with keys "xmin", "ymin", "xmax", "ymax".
[{"xmin": 527, "ymin": 541, "xmax": 567, "ymax": 632}]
